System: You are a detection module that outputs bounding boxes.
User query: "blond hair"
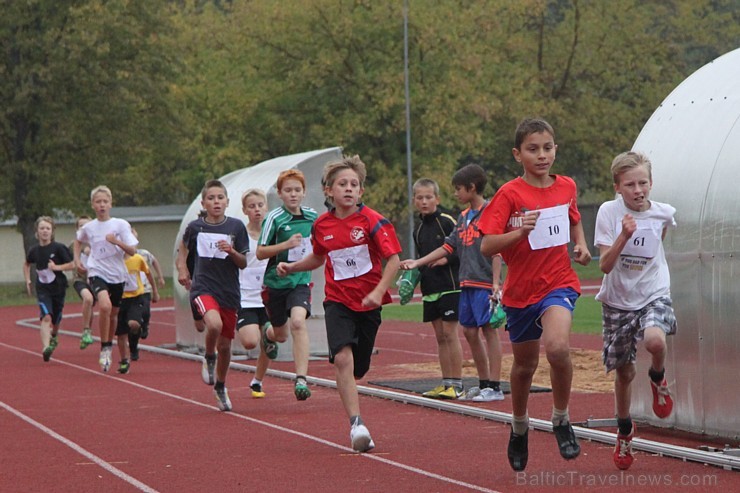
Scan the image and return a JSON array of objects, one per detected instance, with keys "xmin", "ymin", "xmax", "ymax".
[
  {"xmin": 241, "ymin": 188, "xmax": 267, "ymax": 208},
  {"xmin": 413, "ymin": 178, "xmax": 440, "ymax": 196},
  {"xmin": 611, "ymin": 151, "xmax": 652, "ymax": 184},
  {"xmin": 90, "ymin": 185, "xmax": 112, "ymax": 202}
]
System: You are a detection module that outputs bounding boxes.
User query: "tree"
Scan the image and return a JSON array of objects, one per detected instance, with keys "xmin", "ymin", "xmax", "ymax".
[
  {"xmin": 0, "ymin": 0, "xmax": 189, "ymax": 251},
  {"xmin": 172, "ymin": 0, "xmax": 739, "ymax": 227}
]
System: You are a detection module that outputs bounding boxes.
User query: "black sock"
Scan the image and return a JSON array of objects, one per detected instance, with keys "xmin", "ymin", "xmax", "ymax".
[
  {"xmin": 128, "ymin": 334, "xmax": 139, "ymax": 351},
  {"xmin": 617, "ymin": 416, "xmax": 633, "ymax": 436},
  {"xmin": 490, "ymin": 380, "xmax": 501, "ymax": 392},
  {"xmin": 214, "ymin": 380, "xmax": 225, "ymax": 391},
  {"xmin": 205, "ymin": 353, "xmax": 217, "ymax": 362},
  {"xmin": 349, "ymin": 415, "xmax": 363, "ymax": 427},
  {"xmin": 480, "ymin": 379, "xmax": 491, "ymax": 389},
  {"xmin": 648, "ymin": 367, "xmax": 665, "ymax": 383},
  {"xmin": 102, "ymin": 341, "xmax": 113, "ymax": 349}
]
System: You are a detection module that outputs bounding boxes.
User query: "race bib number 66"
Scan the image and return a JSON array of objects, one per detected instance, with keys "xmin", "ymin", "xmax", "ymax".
[{"xmin": 328, "ymin": 244, "xmax": 372, "ymax": 281}]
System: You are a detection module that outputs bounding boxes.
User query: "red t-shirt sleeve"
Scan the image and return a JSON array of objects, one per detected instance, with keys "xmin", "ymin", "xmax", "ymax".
[
  {"xmin": 371, "ymin": 219, "xmax": 402, "ymax": 258},
  {"xmin": 479, "ymin": 190, "xmax": 512, "ymax": 235}
]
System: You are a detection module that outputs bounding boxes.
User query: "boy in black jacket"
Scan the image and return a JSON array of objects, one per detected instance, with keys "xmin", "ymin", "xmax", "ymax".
[{"xmin": 410, "ymin": 179, "xmax": 464, "ymax": 399}]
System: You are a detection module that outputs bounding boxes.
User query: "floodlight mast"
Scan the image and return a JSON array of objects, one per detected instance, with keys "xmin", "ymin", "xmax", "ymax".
[{"xmin": 403, "ymin": 0, "xmax": 415, "ymax": 258}]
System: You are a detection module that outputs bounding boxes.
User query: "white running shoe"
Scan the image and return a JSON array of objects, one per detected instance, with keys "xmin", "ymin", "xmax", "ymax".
[
  {"xmin": 201, "ymin": 356, "xmax": 215, "ymax": 385},
  {"xmin": 459, "ymin": 386, "xmax": 481, "ymax": 401},
  {"xmin": 99, "ymin": 347, "xmax": 112, "ymax": 372},
  {"xmin": 214, "ymin": 387, "xmax": 232, "ymax": 411},
  {"xmin": 350, "ymin": 423, "xmax": 375, "ymax": 452},
  {"xmin": 472, "ymin": 387, "xmax": 505, "ymax": 402}
]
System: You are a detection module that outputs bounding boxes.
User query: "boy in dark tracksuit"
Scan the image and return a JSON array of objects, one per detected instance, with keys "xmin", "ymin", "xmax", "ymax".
[
  {"xmin": 402, "ymin": 165, "xmax": 504, "ymax": 402},
  {"xmin": 411, "ymin": 179, "xmax": 464, "ymax": 399}
]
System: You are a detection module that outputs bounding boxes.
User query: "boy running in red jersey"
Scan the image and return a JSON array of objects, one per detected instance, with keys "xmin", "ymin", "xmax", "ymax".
[{"xmin": 277, "ymin": 155, "xmax": 401, "ymax": 452}]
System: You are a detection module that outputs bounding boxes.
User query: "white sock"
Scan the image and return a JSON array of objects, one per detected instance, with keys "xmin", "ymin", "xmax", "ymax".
[
  {"xmin": 552, "ymin": 407, "xmax": 570, "ymax": 427},
  {"xmin": 512, "ymin": 414, "xmax": 529, "ymax": 435}
]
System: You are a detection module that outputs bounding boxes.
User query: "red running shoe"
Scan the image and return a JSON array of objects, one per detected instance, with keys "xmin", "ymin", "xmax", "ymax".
[
  {"xmin": 650, "ymin": 378, "xmax": 674, "ymax": 418},
  {"xmin": 613, "ymin": 424, "xmax": 635, "ymax": 470}
]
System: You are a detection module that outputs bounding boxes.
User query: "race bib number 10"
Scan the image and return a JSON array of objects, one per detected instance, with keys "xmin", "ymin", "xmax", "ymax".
[{"xmin": 528, "ymin": 204, "xmax": 570, "ymax": 250}]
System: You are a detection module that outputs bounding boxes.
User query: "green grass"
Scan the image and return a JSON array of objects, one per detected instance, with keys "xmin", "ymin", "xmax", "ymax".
[
  {"xmin": 5, "ymin": 265, "xmax": 604, "ymax": 335},
  {"xmin": 0, "ymin": 283, "xmax": 32, "ymax": 307},
  {"xmin": 0, "ymin": 279, "xmax": 175, "ymax": 307},
  {"xmin": 571, "ymin": 259, "xmax": 604, "ymax": 281},
  {"xmin": 383, "ymin": 295, "xmax": 602, "ymax": 335},
  {"xmin": 384, "ymin": 259, "xmax": 605, "ymax": 334}
]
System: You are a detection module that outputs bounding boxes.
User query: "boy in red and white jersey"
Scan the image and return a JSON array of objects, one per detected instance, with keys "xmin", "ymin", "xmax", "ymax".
[{"xmin": 277, "ymin": 155, "xmax": 401, "ymax": 453}]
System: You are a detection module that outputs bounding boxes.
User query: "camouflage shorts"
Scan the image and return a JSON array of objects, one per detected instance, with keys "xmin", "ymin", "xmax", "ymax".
[{"xmin": 602, "ymin": 297, "xmax": 677, "ymax": 372}]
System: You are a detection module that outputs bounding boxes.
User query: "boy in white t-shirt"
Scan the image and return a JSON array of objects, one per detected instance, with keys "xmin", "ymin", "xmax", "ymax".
[
  {"xmin": 74, "ymin": 186, "xmax": 138, "ymax": 372},
  {"xmin": 594, "ymin": 151, "xmax": 677, "ymax": 471},
  {"xmin": 236, "ymin": 189, "xmax": 272, "ymax": 398}
]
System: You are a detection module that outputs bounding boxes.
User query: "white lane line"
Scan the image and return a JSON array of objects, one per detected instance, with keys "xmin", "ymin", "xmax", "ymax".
[
  {"xmin": 0, "ymin": 400, "xmax": 159, "ymax": 493},
  {"xmin": 0, "ymin": 342, "xmax": 500, "ymax": 493}
]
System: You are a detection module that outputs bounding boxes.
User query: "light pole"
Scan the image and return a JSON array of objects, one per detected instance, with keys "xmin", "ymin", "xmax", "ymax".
[{"xmin": 403, "ymin": 0, "xmax": 415, "ymax": 258}]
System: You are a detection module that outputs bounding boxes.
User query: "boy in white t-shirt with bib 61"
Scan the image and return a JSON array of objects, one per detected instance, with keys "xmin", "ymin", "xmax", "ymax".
[{"xmin": 594, "ymin": 151, "xmax": 677, "ymax": 471}]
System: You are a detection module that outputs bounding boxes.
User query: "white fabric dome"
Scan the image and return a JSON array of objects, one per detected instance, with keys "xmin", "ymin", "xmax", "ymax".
[
  {"xmin": 630, "ymin": 48, "xmax": 740, "ymax": 437},
  {"xmin": 172, "ymin": 147, "xmax": 343, "ymax": 358}
]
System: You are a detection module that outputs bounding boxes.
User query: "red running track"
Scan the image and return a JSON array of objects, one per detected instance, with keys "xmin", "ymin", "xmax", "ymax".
[{"xmin": 1, "ymin": 301, "xmax": 737, "ymax": 493}]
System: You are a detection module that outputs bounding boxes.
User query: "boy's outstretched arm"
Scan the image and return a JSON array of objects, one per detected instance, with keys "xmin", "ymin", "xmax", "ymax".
[
  {"xmin": 277, "ymin": 252, "xmax": 325, "ymax": 277},
  {"xmin": 399, "ymin": 246, "xmax": 447, "ymax": 270},
  {"xmin": 570, "ymin": 220, "xmax": 592, "ymax": 266},
  {"xmin": 363, "ymin": 254, "xmax": 401, "ymax": 308}
]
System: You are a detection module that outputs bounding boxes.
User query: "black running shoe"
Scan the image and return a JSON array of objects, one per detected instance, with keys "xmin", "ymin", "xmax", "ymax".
[
  {"xmin": 507, "ymin": 429, "xmax": 529, "ymax": 471},
  {"xmin": 130, "ymin": 348, "xmax": 139, "ymax": 361},
  {"xmin": 553, "ymin": 423, "xmax": 580, "ymax": 460}
]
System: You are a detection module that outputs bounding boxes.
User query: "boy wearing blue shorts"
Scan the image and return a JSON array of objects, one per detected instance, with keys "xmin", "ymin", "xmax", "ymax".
[
  {"xmin": 594, "ymin": 151, "xmax": 676, "ymax": 470},
  {"xmin": 24, "ymin": 216, "xmax": 74, "ymax": 361},
  {"xmin": 480, "ymin": 118, "xmax": 591, "ymax": 471},
  {"xmin": 402, "ymin": 164, "xmax": 504, "ymax": 402}
]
